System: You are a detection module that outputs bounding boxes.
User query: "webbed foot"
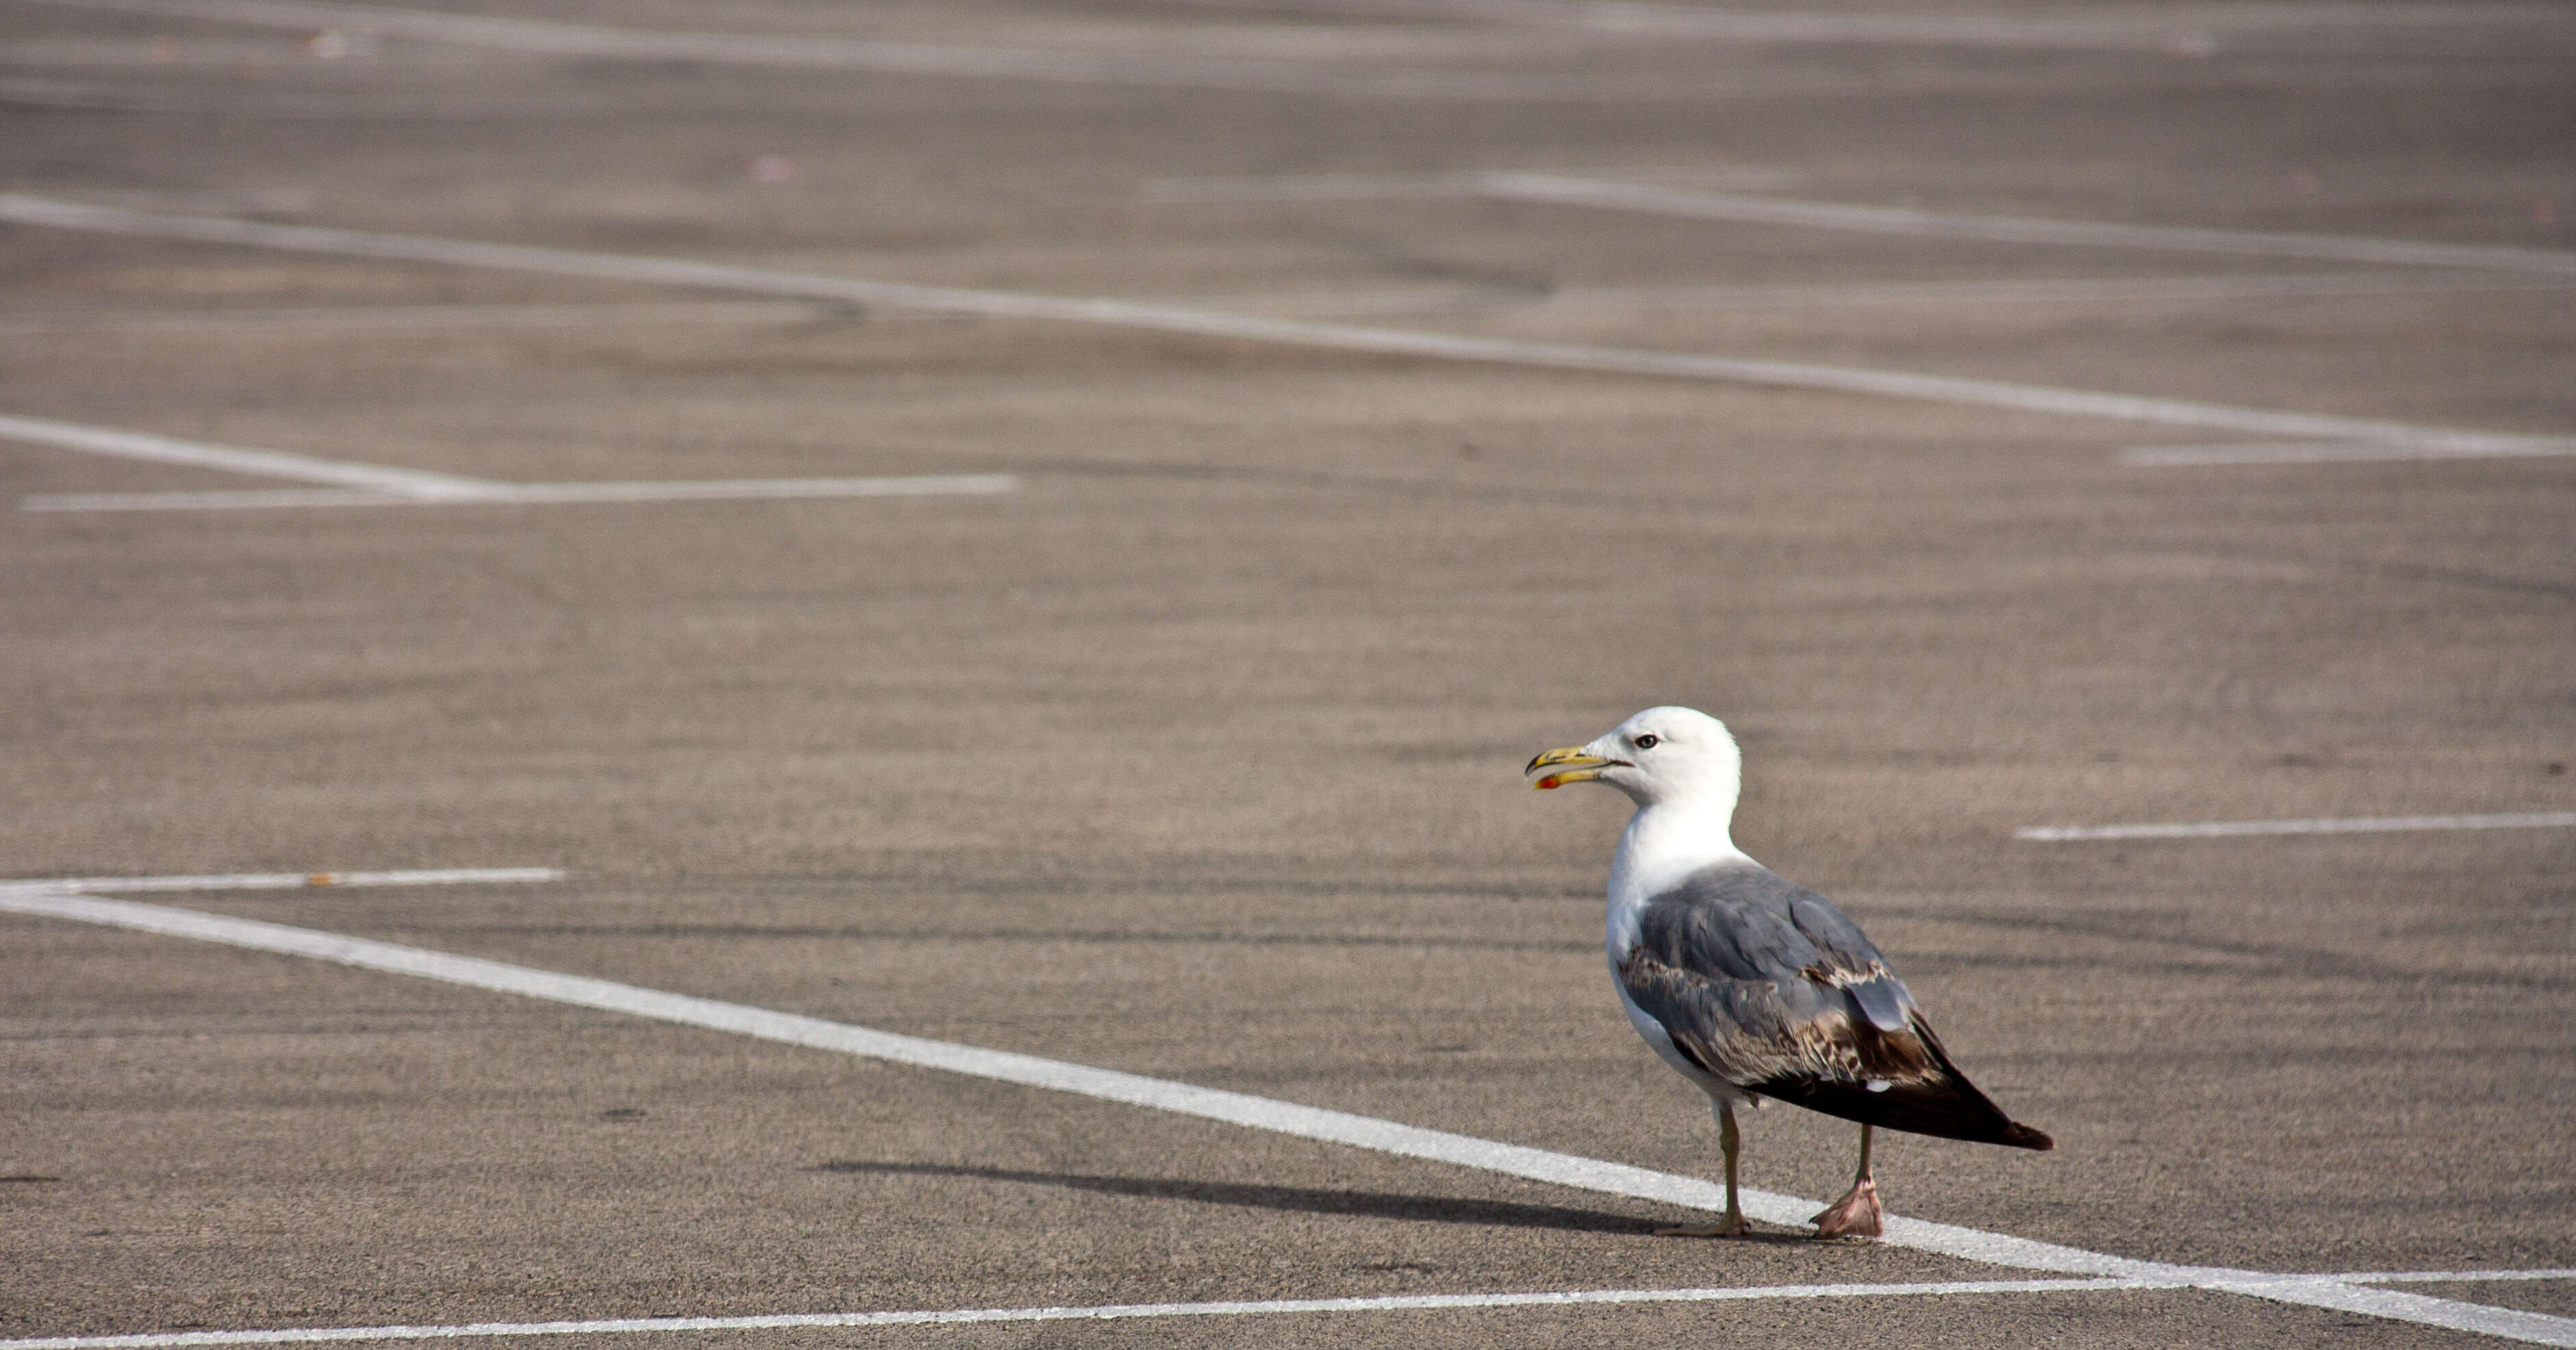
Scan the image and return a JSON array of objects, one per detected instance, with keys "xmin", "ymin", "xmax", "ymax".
[{"xmin": 1810, "ymin": 1175, "xmax": 1882, "ymax": 1239}]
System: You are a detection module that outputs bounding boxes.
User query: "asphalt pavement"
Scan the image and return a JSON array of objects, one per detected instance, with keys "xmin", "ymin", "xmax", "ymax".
[{"xmin": 3, "ymin": 0, "xmax": 2571, "ymax": 1344}]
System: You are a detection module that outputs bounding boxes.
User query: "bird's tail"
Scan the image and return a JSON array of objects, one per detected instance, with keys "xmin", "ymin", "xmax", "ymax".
[{"xmin": 1757, "ymin": 1014, "xmax": 2054, "ymax": 1151}]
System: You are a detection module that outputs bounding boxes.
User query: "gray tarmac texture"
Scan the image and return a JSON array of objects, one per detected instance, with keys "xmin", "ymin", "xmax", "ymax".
[{"xmin": 2, "ymin": 0, "xmax": 2572, "ymax": 1345}]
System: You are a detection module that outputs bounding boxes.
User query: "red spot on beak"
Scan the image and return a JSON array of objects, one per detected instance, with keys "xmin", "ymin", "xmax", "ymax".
[{"xmin": 1535, "ymin": 775, "xmax": 1564, "ymax": 790}]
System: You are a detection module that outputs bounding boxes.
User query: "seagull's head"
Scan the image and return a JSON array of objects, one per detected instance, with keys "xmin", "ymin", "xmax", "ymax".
[{"xmin": 1526, "ymin": 706, "xmax": 1743, "ymax": 812}]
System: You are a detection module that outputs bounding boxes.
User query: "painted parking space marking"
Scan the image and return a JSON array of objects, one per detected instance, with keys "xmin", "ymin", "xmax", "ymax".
[
  {"xmin": 32, "ymin": 271, "xmax": 2564, "ymax": 338},
  {"xmin": 4, "ymin": 875, "xmax": 2572, "ymax": 1344},
  {"xmin": 25, "ymin": 1274, "xmax": 2576, "ymax": 1350},
  {"xmin": 0, "ymin": 301, "xmax": 853, "ymax": 336},
  {"xmin": 2019, "ymin": 811, "xmax": 2576, "ymax": 842},
  {"xmin": 1470, "ymin": 174, "xmax": 2576, "ymax": 277},
  {"xmin": 29, "ymin": 0, "xmax": 2574, "ymax": 75},
  {"xmin": 0, "ymin": 1279, "xmax": 2160, "ymax": 1349},
  {"xmin": 1141, "ymin": 168, "xmax": 1810, "ymax": 201},
  {"xmin": 21, "ymin": 477, "xmax": 1021, "ymax": 512},
  {"xmin": 6, "ymin": 1271, "xmax": 2573, "ymax": 1349},
  {"xmin": 1161, "ymin": 273, "xmax": 2576, "ymax": 322},
  {"xmin": 2352, "ymin": 1270, "xmax": 2576, "ymax": 1284},
  {"xmin": 0, "ymin": 412, "xmax": 1016, "ymax": 512},
  {"xmin": 2121, "ymin": 440, "xmax": 2576, "ymax": 466},
  {"xmin": 1144, "ymin": 170, "xmax": 2576, "ymax": 278},
  {"xmin": 4, "ymin": 196, "xmax": 2566, "ymax": 464},
  {"xmin": 1169, "ymin": 0, "xmax": 2573, "ymax": 53},
  {"xmin": 0, "ymin": 411, "xmax": 500, "ymax": 499},
  {"xmin": 18, "ymin": 0, "xmax": 1631, "ymax": 100},
  {"xmin": 18, "ymin": 867, "xmax": 566, "ymax": 893}
]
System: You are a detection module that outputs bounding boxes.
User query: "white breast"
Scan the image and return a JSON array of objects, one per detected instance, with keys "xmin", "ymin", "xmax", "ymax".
[
  {"xmin": 1601, "ymin": 801, "xmax": 1757, "ymax": 1105},
  {"xmin": 1602, "ymin": 803, "xmax": 1752, "ymax": 961}
]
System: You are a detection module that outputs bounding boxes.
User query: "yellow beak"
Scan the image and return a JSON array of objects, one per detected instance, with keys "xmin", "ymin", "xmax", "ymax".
[{"xmin": 1526, "ymin": 746, "xmax": 1619, "ymax": 789}]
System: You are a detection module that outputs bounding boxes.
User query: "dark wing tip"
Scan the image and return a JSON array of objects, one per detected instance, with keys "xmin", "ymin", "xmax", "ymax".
[{"xmin": 2002, "ymin": 1121, "xmax": 2055, "ymax": 1152}]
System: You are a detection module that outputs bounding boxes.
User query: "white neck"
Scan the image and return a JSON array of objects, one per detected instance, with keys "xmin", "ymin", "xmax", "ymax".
[{"xmin": 1604, "ymin": 797, "xmax": 1752, "ymax": 953}]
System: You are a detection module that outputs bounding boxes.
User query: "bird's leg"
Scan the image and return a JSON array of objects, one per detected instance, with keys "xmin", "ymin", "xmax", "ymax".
[
  {"xmin": 1657, "ymin": 1103, "xmax": 1751, "ymax": 1238},
  {"xmin": 1810, "ymin": 1123, "xmax": 1883, "ymax": 1239}
]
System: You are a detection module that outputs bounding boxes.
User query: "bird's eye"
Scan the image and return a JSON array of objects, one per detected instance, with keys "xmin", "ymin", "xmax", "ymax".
[{"xmin": 1633, "ymin": 734, "xmax": 1660, "ymax": 749}]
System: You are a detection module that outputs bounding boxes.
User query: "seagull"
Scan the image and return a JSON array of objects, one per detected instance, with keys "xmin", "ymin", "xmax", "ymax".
[{"xmin": 1528, "ymin": 706, "xmax": 2051, "ymax": 1239}]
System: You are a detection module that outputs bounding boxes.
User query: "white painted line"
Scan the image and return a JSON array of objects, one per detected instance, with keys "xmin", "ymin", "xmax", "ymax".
[
  {"xmin": 1, "ymin": 410, "xmax": 1019, "ymax": 512},
  {"xmin": 1, "ymin": 868, "xmax": 563, "ymax": 895},
  {"xmin": 1469, "ymin": 174, "xmax": 2576, "ymax": 279},
  {"xmin": 455, "ymin": 476, "xmax": 1020, "ymax": 505},
  {"xmin": 4, "ymin": 888, "xmax": 2571, "ymax": 1345},
  {"xmin": 1150, "ymin": 166, "xmax": 2576, "ymax": 282},
  {"xmin": 30, "ymin": 188, "xmax": 318, "ymax": 216},
  {"xmin": 1689, "ymin": 272, "xmax": 2576, "ymax": 308},
  {"xmin": 4, "ymin": 195, "xmax": 2564, "ymax": 457},
  {"xmin": 1172, "ymin": 0, "xmax": 2571, "ymax": 51},
  {"xmin": 2121, "ymin": 440, "xmax": 2576, "ymax": 466},
  {"xmin": 2017, "ymin": 812, "xmax": 2576, "ymax": 842},
  {"xmin": 1142, "ymin": 171, "xmax": 1493, "ymax": 202},
  {"xmin": 1140, "ymin": 168, "xmax": 1806, "ymax": 202},
  {"xmin": 0, "ymin": 412, "xmax": 503, "ymax": 499},
  {"xmin": 2349, "ymin": 1270, "xmax": 2576, "ymax": 1284},
  {"xmin": 1170, "ymin": 271, "xmax": 2576, "ymax": 321},
  {"xmin": 1526, "ymin": 272, "xmax": 2576, "ymax": 315},
  {"xmin": 0, "ymin": 889, "xmax": 1849, "ymax": 1243},
  {"xmin": 14, "ymin": 0, "xmax": 1619, "ymax": 99},
  {"xmin": 21, "ymin": 488, "xmax": 420, "ymax": 511},
  {"xmin": 21, "ymin": 476, "xmax": 1022, "ymax": 512},
  {"xmin": 6, "ymin": 1272, "xmax": 2575, "ymax": 1349},
  {"xmin": 25, "ymin": 271, "xmax": 2555, "ymax": 339},
  {"xmin": 0, "ymin": 301, "xmax": 849, "ymax": 335},
  {"xmin": 0, "ymin": 1281, "xmax": 2165, "ymax": 1349}
]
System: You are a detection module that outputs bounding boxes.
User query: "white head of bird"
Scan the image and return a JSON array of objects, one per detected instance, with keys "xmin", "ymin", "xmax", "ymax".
[
  {"xmin": 1527, "ymin": 705, "xmax": 1743, "ymax": 816},
  {"xmin": 1528, "ymin": 706, "xmax": 1750, "ymax": 896}
]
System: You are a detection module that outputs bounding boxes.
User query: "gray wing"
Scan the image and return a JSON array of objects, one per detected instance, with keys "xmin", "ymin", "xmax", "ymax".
[{"xmin": 1617, "ymin": 863, "xmax": 2051, "ymax": 1150}]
